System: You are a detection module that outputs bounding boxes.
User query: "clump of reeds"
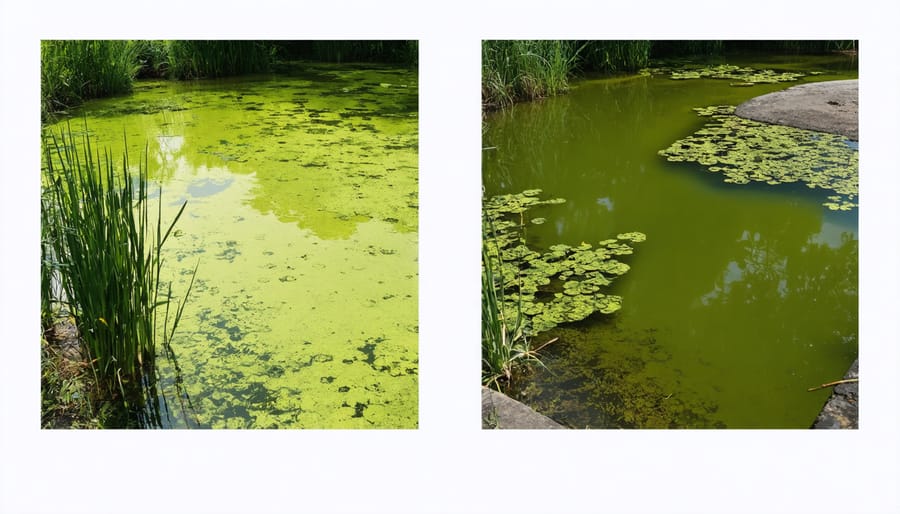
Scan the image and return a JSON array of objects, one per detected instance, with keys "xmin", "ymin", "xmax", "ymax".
[
  {"xmin": 482, "ymin": 40, "xmax": 582, "ymax": 110},
  {"xmin": 166, "ymin": 40, "xmax": 275, "ymax": 79},
  {"xmin": 482, "ymin": 221, "xmax": 554, "ymax": 390},
  {"xmin": 277, "ymin": 40, "xmax": 418, "ymax": 65},
  {"xmin": 40, "ymin": 40, "xmax": 141, "ymax": 120},
  {"xmin": 41, "ymin": 124, "xmax": 195, "ymax": 420},
  {"xmin": 579, "ymin": 40, "xmax": 652, "ymax": 72},
  {"xmin": 722, "ymin": 40, "xmax": 857, "ymax": 54}
]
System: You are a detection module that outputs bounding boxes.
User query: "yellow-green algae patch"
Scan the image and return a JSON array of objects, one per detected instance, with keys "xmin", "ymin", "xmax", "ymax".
[
  {"xmin": 484, "ymin": 190, "xmax": 644, "ymax": 335},
  {"xmin": 658, "ymin": 105, "xmax": 858, "ymax": 210},
  {"xmin": 48, "ymin": 63, "xmax": 418, "ymax": 428}
]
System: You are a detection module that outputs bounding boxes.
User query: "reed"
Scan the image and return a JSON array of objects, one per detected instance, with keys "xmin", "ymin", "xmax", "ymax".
[
  {"xmin": 723, "ymin": 40, "xmax": 857, "ymax": 54},
  {"xmin": 579, "ymin": 40, "xmax": 652, "ymax": 72},
  {"xmin": 277, "ymin": 41, "xmax": 418, "ymax": 65},
  {"xmin": 650, "ymin": 40, "xmax": 724, "ymax": 58},
  {"xmin": 41, "ymin": 123, "xmax": 196, "ymax": 414},
  {"xmin": 482, "ymin": 40, "xmax": 581, "ymax": 110},
  {"xmin": 40, "ymin": 40, "xmax": 141, "ymax": 120},
  {"xmin": 166, "ymin": 40, "xmax": 274, "ymax": 79},
  {"xmin": 482, "ymin": 220, "xmax": 550, "ymax": 390}
]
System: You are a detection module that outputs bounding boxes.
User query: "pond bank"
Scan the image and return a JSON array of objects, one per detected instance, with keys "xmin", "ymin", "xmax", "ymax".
[
  {"xmin": 481, "ymin": 387, "xmax": 564, "ymax": 429},
  {"xmin": 735, "ymin": 79, "xmax": 858, "ymax": 140},
  {"xmin": 812, "ymin": 359, "xmax": 859, "ymax": 429}
]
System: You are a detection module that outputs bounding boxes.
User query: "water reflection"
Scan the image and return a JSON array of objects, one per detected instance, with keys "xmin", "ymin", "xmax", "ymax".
[
  {"xmin": 52, "ymin": 63, "xmax": 419, "ymax": 428},
  {"xmin": 484, "ymin": 54, "xmax": 857, "ymax": 428}
]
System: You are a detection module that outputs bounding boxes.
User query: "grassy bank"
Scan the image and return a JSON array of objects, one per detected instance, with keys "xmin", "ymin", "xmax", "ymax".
[
  {"xmin": 41, "ymin": 40, "xmax": 418, "ymax": 120},
  {"xmin": 482, "ymin": 40, "xmax": 858, "ymax": 110}
]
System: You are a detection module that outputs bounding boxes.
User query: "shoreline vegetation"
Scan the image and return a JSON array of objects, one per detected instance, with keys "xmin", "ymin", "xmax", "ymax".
[
  {"xmin": 41, "ymin": 125, "xmax": 197, "ymax": 428},
  {"xmin": 41, "ymin": 40, "xmax": 419, "ymax": 121},
  {"xmin": 481, "ymin": 40, "xmax": 856, "ymax": 111}
]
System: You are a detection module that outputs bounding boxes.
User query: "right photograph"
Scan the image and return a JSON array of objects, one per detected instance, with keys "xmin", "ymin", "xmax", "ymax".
[{"xmin": 481, "ymin": 40, "xmax": 859, "ymax": 429}]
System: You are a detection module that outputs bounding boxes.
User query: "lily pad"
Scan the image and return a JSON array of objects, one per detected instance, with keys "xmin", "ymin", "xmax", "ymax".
[
  {"xmin": 484, "ymin": 189, "xmax": 645, "ymax": 335},
  {"xmin": 658, "ymin": 105, "xmax": 858, "ymax": 210}
]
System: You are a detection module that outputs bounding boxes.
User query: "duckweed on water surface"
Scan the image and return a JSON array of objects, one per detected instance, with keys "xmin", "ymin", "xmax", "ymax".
[
  {"xmin": 659, "ymin": 105, "xmax": 858, "ymax": 210},
  {"xmin": 484, "ymin": 190, "xmax": 644, "ymax": 335},
  {"xmin": 49, "ymin": 63, "xmax": 418, "ymax": 428}
]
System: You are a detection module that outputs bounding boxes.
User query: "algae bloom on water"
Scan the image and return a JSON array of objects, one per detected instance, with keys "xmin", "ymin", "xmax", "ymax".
[
  {"xmin": 483, "ymin": 189, "xmax": 644, "ymax": 336},
  {"xmin": 44, "ymin": 61, "xmax": 419, "ymax": 429},
  {"xmin": 659, "ymin": 105, "xmax": 859, "ymax": 211}
]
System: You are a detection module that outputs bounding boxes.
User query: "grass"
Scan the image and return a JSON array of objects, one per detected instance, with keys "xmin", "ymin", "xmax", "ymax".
[
  {"xmin": 278, "ymin": 41, "xmax": 418, "ymax": 66},
  {"xmin": 579, "ymin": 40, "xmax": 652, "ymax": 72},
  {"xmin": 482, "ymin": 40, "xmax": 582, "ymax": 111},
  {"xmin": 482, "ymin": 40, "xmax": 859, "ymax": 110},
  {"xmin": 41, "ymin": 40, "xmax": 141, "ymax": 121},
  {"xmin": 42, "ymin": 40, "xmax": 419, "ymax": 119},
  {"xmin": 166, "ymin": 40, "xmax": 275, "ymax": 79},
  {"xmin": 41, "ymin": 333, "xmax": 106, "ymax": 428},
  {"xmin": 482, "ymin": 220, "xmax": 555, "ymax": 390},
  {"xmin": 41, "ymin": 123, "xmax": 196, "ymax": 424}
]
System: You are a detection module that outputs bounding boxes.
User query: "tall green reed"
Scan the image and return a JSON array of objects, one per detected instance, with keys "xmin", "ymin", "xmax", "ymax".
[
  {"xmin": 482, "ymin": 40, "xmax": 582, "ymax": 111},
  {"xmin": 42, "ymin": 124, "xmax": 196, "ymax": 421},
  {"xmin": 482, "ymin": 219, "xmax": 553, "ymax": 390},
  {"xmin": 281, "ymin": 40, "xmax": 418, "ymax": 65},
  {"xmin": 166, "ymin": 40, "xmax": 274, "ymax": 79},
  {"xmin": 579, "ymin": 40, "xmax": 651, "ymax": 72},
  {"xmin": 40, "ymin": 40, "xmax": 140, "ymax": 120}
]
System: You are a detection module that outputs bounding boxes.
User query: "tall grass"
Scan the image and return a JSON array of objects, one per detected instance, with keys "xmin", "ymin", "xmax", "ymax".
[
  {"xmin": 650, "ymin": 40, "xmax": 724, "ymax": 58},
  {"xmin": 41, "ymin": 40, "xmax": 141, "ymax": 120},
  {"xmin": 166, "ymin": 40, "xmax": 275, "ymax": 79},
  {"xmin": 276, "ymin": 41, "xmax": 418, "ymax": 66},
  {"xmin": 42, "ymin": 124, "xmax": 196, "ymax": 420},
  {"xmin": 723, "ymin": 40, "xmax": 857, "ymax": 54},
  {"xmin": 579, "ymin": 40, "xmax": 651, "ymax": 72},
  {"xmin": 482, "ymin": 220, "xmax": 553, "ymax": 390},
  {"xmin": 482, "ymin": 40, "xmax": 581, "ymax": 110}
]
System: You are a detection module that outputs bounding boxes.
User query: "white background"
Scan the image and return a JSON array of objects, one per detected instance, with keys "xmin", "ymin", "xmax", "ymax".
[{"xmin": 1, "ymin": 1, "xmax": 898, "ymax": 512}]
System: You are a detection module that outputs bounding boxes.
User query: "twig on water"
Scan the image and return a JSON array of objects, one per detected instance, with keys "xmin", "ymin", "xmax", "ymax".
[{"xmin": 807, "ymin": 378, "xmax": 858, "ymax": 392}]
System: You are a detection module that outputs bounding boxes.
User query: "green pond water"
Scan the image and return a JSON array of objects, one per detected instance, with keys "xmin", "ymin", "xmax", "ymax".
[
  {"xmin": 48, "ymin": 63, "xmax": 418, "ymax": 428},
  {"xmin": 482, "ymin": 54, "xmax": 858, "ymax": 428}
]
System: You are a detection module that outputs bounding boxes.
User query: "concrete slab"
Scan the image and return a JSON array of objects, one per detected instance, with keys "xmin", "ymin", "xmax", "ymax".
[
  {"xmin": 735, "ymin": 79, "xmax": 858, "ymax": 140},
  {"xmin": 482, "ymin": 387, "xmax": 565, "ymax": 429}
]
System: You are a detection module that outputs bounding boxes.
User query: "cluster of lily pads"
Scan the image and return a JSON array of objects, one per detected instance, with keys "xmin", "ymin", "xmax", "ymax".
[
  {"xmin": 658, "ymin": 105, "xmax": 858, "ymax": 211},
  {"xmin": 484, "ymin": 190, "xmax": 645, "ymax": 335},
  {"xmin": 640, "ymin": 64, "xmax": 816, "ymax": 86}
]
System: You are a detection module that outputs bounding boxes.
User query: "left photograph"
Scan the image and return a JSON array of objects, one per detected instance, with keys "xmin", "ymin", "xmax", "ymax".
[{"xmin": 40, "ymin": 40, "xmax": 419, "ymax": 428}]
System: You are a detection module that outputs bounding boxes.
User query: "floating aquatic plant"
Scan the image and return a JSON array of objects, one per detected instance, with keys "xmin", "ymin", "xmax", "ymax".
[
  {"xmin": 658, "ymin": 105, "xmax": 858, "ymax": 210},
  {"xmin": 640, "ymin": 64, "xmax": 805, "ymax": 86},
  {"xmin": 484, "ymin": 190, "xmax": 645, "ymax": 335}
]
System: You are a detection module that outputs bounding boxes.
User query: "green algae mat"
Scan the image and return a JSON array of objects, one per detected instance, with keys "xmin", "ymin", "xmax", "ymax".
[
  {"xmin": 483, "ymin": 53, "xmax": 858, "ymax": 428},
  {"xmin": 48, "ymin": 63, "xmax": 418, "ymax": 428}
]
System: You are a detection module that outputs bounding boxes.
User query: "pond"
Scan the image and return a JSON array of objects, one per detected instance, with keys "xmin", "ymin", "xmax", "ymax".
[
  {"xmin": 47, "ymin": 63, "xmax": 418, "ymax": 428},
  {"xmin": 482, "ymin": 54, "xmax": 858, "ymax": 428}
]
